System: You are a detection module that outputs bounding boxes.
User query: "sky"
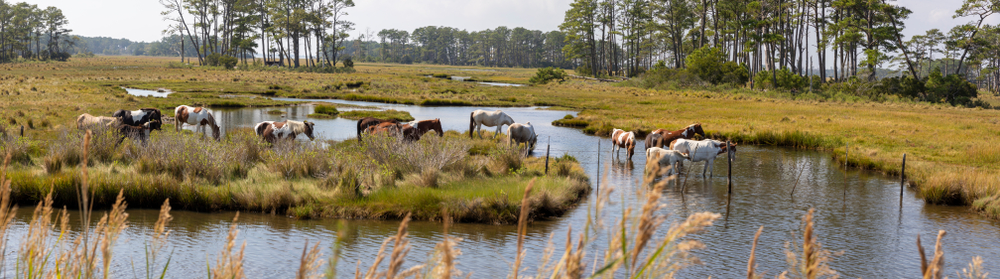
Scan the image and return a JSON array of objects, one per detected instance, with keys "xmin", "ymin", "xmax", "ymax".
[{"xmin": 14, "ymin": 0, "xmax": 1000, "ymax": 43}]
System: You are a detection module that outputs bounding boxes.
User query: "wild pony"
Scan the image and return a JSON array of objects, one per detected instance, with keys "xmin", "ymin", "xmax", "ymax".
[
  {"xmin": 357, "ymin": 117, "xmax": 398, "ymax": 140},
  {"xmin": 644, "ymin": 133, "xmax": 664, "ymax": 151},
  {"xmin": 507, "ymin": 122, "xmax": 538, "ymax": 151},
  {"xmin": 669, "ymin": 139, "xmax": 737, "ymax": 177},
  {"xmin": 648, "ymin": 123, "xmax": 706, "ymax": 150},
  {"xmin": 256, "ymin": 120, "xmax": 316, "ymax": 144},
  {"xmin": 114, "ymin": 121, "xmax": 157, "ymax": 147},
  {"xmin": 611, "ymin": 128, "xmax": 637, "ymax": 160},
  {"xmin": 645, "ymin": 147, "xmax": 689, "ymax": 176},
  {"xmin": 469, "ymin": 110, "xmax": 514, "ymax": 139},
  {"xmin": 112, "ymin": 108, "xmax": 164, "ymax": 131},
  {"xmin": 76, "ymin": 113, "xmax": 117, "ymax": 130},
  {"xmin": 410, "ymin": 119, "xmax": 444, "ymax": 138},
  {"xmin": 401, "ymin": 124, "xmax": 421, "ymax": 142},
  {"xmin": 174, "ymin": 105, "xmax": 221, "ymax": 140}
]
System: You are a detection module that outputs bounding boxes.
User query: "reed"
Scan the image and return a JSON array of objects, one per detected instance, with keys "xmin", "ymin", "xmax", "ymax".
[
  {"xmin": 295, "ymin": 240, "xmax": 325, "ymax": 279},
  {"xmin": 211, "ymin": 212, "xmax": 246, "ymax": 279},
  {"xmin": 778, "ymin": 208, "xmax": 839, "ymax": 279}
]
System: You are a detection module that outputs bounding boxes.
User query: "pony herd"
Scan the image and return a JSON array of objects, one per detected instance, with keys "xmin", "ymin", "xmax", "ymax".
[
  {"xmin": 75, "ymin": 105, "xmax": 314, "ymax": 146},
  {"xmin": 610, "ymin": 123, "xmax": 737, "ymax": 177},
  {"xmin": 354, "ymin": 109, "xmax": 535, "ymax": 150}
]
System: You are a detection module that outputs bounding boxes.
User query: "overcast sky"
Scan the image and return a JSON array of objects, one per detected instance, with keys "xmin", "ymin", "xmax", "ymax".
[{"xmin": 16, "ymin": 0, "xmax": 1000, "ymax": 43}]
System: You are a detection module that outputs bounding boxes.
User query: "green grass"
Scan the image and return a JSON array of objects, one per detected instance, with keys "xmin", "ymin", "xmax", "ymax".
[
  {"xmin": 314, "ymin": 103, "xmax": 340, "ymax": 115},
  {"xmin": 339, "ymin": 109, "xmax": 415, "ymax": 121}
]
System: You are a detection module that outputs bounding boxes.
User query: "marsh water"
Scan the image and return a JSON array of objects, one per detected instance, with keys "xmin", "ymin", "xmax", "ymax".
[{"xmin": 7, "ymin": 97, "xmax": 1000, "ymax": 278}]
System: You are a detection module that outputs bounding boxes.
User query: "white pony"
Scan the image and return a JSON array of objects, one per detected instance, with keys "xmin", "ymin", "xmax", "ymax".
[
  {"xmin": 174, "ymin": 105, "xmax": 221, "ymax": 140},
  {"xmin": 645, "ymin": 147, "xmax": 689, "ymax": 176},
  {"xmin": 76, "ymin": 113, "xmax": 117, "ymax": 130},
  {"xmin": 670, "ymin": 139, "xmax": 737, "ymax": 177},
  {"xmin": 256, "ymin": 120, "xmax": 316, "ymax": 144},
  {"xmin": 470, "ymin": 109, "xmax": 514, "ymax": 139},
  {"xmin": 507, "ymin": 122, "xmax": 538, "ymax": 151}
]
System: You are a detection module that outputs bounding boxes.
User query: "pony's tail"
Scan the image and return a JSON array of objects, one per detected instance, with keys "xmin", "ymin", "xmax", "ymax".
[
  {"xmin": 469, "ymin": 112, "xmax": 474, "ymax": 139},
  {"xmin": 255, "ymin": 122, "xmax": 268, "ymax": 137},
  {"xmin": 356, "ymin": 119, "xmax": 364, "ymax": 141}
]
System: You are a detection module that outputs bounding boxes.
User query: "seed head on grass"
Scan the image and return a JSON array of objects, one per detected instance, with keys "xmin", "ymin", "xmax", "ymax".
[
  {"xmin": 779, "ymin": 208, "xmax": 839, "ymax": 279},
  {"xmin": 296, "ymin": 239, "xmax": 325, "ymax": 279},
  {"xmin": 212, "ymin": 212, "xmax": 246, "ymax": 279},
  {"xmin": 511, "ymin": 178, "xmax": 535, "ymax": 278}
]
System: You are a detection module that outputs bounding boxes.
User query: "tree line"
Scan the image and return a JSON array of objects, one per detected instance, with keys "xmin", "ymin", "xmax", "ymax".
[
  {"xmin": 558, "ymin": 0, "xmax": 1000, "ymax": 100},
  {"xmin": 0, "ymin": 1, "xmax": 72, "ymax": 62},
  {"xmin": 337, "ymin": 26, "xmax": 573, "ymax": 68},
  {"xmin": 158, "ymin": 0, "xmax": 356, "ymax": 68}
]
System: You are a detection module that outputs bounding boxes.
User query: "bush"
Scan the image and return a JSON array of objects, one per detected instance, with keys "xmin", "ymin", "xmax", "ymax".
[
  {"xmin": 686, "ymin": 46, "xmax": 749, "ymax": 85},
  {"xmin": 754, "ymin": 68, "xmax": 806, "ymax": 91},
  {"xmin": 924, "ymin": 67, "xmax": 978, "ymax": 106},
  {"xmin": 313, "ymin": 104, "xmax": 339, "ymax": 116},
  {"xmin": 205, "ymin": 53, "xmax": 238, "ymax": 69},
  {"xmin": 529, "ymin": 67, "xmax": 568, "ymax": 84},
  {"xmin": 342, "ymin": 57, "xmax": 354, "ymax": 68}
]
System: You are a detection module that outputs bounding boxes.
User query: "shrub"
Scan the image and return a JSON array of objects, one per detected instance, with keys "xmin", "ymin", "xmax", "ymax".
[
  {"xmin": 267, "ymin": 142, "xmax": 332, "ymax": 178},
  {"xmin": 686, "ymin": 46, "xmax": 749, "ymax": 85},
  {"xmin": 529, "ymin": 67, "xmax": 568, "ymax": 84},
  {"xmin": 342, "ymin": 57, "xmax": 354, "ymax": 68},
  {"xmin": 754, "ymin": 67, "xmax": 806, "ymax": 91},
  {"xmin": 313, "ymin": 104, "xmax": 339, "ymax": 116},
  {"xmin": 924, "ymin": 67, "xmax": 978, "ymax": 106},
  {"xmin": 205, "ymin": 53, "xmax": 238, "ymax": 69}
]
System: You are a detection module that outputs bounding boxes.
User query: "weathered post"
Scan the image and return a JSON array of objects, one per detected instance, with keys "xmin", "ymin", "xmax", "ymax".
[
  {"xmin": 544, "ymin": 137, "xmax": 551, "ymax": 175},
  {"xmin": 727, "ymin": 140, "xmax": 733, "ymax": 195},
  {"xmin": 900, "ymin": 154, "xmax": 907, "ymax": 204},
  {"xmin": 845, "ymin": 143, "xmax": 849, "ymax": 169},
  {"xmin": 19, "ymin": 125, "xmax": 24, "ymax": 137},
  {"xmin": 596, "ymin": 140, "xmax": 601, "ymax": 193}
]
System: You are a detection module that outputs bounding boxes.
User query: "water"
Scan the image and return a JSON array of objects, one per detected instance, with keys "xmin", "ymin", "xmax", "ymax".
[
  {"xmin": 9, "ymin": 99, "xmax": 999, "ymax": 278},
  {"xmin": 123, "ymin": 87, "xmax": 171, "ymax": 98}
]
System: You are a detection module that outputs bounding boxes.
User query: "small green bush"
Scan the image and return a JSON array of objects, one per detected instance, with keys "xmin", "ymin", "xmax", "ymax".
[
  {"xmin": 529, "ymin": 67, "xmax": 568, "ymax": 84},
  {"xmin": 313, "ymin": 104, "xmax": 339, "ymax": 116}
]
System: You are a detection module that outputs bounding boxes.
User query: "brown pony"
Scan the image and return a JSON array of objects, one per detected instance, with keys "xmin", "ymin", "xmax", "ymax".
[
  {"xmin": 411, "ymin": 119, "xmax": 444, "ymax": 138},
  {"xmin": 648, "ymin": 123, "xmax": 706, "ymax": 150},
  {"xmin": 365, "ymin": 122, "xmax": 403, "ymax": 136},
  {"xmin": 357, "ymin": 117, "xmax": 398, "ymax": 140}
]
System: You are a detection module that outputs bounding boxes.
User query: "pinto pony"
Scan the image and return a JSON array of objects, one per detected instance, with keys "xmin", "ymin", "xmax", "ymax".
[
  {"xmin": 648, "ymin": 123, "xmax": 706, "ymax": 151},
  {"xmin": 357, "ymin": 117, "xmax": 398, "ymax": 140},
  {"xmin": 112, "ymin": 108, "xmax": 163, "ymax": 131},
  {"xmin": 76, "ymin": 113, "xmax": 117, "ymax": 130},
  {"xmin": 174, "ymin": 105, "xmax": 221, "ymax": 140},
  {"xmin": 470, "ymin": 110, "xmax": 514, "ymax": 139},
  {"xmin": 610, "ymin": 128, "xmax": 637, "ymax": 160},
  {"xmin": 410, "ymin": 119, "xmax": 444, "ymax": 138},
  {"xmin": 507, "ymin": 122, "xmax": 538, "ymax": 151},
  {"xmin": 256, "ymin": 120, "xmax": 316, "ymax": 144},
  {"xmin": 670, "ymin": 139, "xmax": 737, "ymax": 177}
]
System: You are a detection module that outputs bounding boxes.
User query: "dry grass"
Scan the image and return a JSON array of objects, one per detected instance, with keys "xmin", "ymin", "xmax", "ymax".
[{"xmin": 211, "ymin": 212, "xmax": 247, "ymax": 279}]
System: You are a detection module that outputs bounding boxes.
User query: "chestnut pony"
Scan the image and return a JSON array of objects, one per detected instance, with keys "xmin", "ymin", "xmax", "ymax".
[{"xmin": 647, "ymin": 123, "xmax": 706, "ymax": 150}]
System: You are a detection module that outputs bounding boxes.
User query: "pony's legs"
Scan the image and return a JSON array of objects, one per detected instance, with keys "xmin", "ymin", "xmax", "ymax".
[{"xmin": 493, "ymin": 126, "xmax": 501, "ymax": 139}]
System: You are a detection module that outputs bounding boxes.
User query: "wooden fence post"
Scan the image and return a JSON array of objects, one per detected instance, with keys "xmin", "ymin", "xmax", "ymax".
[
  {"xmin": 900, "ymin": 154, "xmax": 907, "ymax": 205},
  {"xmin": 20, "ymin": 125, "xmax": 24, "ymax": 137},
  {"xmin": 544, "ymin": 137, "xmax": 551, "ymax": 175},
  {"xmin": 596, "ymin": 140, "xmax": 601, "ymax": 194},
  {"xmin": 727, "ymin": 140, "xmax": 733, "ymax": 195}
]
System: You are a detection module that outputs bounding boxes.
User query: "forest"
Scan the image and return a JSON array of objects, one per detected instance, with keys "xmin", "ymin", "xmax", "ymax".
[
  {"xmin": 0, "ymin": 1, "xmax": 72, "ymax": 62},
  {"xmin": 4, "ymin": 0, "xmax": 1000, "ymax": 106}
]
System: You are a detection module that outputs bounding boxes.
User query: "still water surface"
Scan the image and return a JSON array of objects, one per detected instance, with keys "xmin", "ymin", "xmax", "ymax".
[{"xmin": 8, "ymin": 98, "xmax": 999, "ymax": 278}]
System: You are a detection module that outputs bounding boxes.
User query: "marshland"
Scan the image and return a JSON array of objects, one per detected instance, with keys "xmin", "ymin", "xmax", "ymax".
[{"xmin": 3, "ymin": 0, "xmax": 1000, "ymax": 276}]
